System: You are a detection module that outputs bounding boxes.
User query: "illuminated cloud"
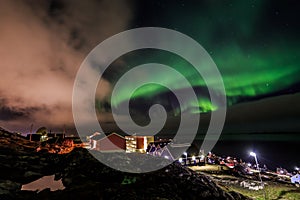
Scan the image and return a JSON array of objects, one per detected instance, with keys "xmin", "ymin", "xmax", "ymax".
[{"xmin": 0, "ymin": 0, "xmax": 134, "ymax": 131}]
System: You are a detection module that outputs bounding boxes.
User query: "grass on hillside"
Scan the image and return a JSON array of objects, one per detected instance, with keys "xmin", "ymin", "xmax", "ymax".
[{"xmin": 227, "ymin": 183, "xmax": 300, "ymax": 200}]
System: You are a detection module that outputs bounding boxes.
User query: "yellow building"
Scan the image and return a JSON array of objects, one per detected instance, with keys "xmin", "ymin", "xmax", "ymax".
[{"xmin": 125, "ymin": 135, "xmax": 154, "ymax": 153}]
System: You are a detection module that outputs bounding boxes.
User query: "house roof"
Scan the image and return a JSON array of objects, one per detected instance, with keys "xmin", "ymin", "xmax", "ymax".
[
  {"xmin": 91, "ymin": 132, "xmax": 125, "ymax": 141},
  {"xmin": 90, "ymin": 135, "xmax": 103, "ymax": 140}
]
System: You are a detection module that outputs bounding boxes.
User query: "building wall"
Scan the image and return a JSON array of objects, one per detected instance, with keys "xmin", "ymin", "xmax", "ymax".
[
  {"xmin": 97, "ymin": 133, "xmax": 126, "ymax": 152},
  {"xmin": 125, "ymin": 136, "xmax": 154, "ymax": 153},
  {"xmin": 136, "ymin": 137, "xmax": 144, "ymax": 149}
]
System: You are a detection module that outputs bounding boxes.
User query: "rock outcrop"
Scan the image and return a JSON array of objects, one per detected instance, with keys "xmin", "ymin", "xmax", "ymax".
[{"xmin": 0, "ymin": 128, "xmax": 250, "ymax": 199}]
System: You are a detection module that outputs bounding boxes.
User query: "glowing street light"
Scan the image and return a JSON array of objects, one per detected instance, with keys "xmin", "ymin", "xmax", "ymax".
[
  {"xmin": 295, "ymin": 167, "xmax": 299, "ymax": 171},
  {"xmin": 192, "ymin": 156, "xmax": 196, "ymax": 165},
  {"xmin": 250, "ymin": 152, "xmax": 259, "ymax": 169},
  {"xmin": 250, "ymin": 152, "xmax": 259, "ymax": 170},
  {"xmin": 250, "ymin": 151, "xmax": 266, "ymax": 199},
  {"xmin": 250, "ymin": 152, "xmax": 256, "ymax": 157},
  {"xmin": 183, "ymin": 152, "xmax": 188, "ymax": 165}
]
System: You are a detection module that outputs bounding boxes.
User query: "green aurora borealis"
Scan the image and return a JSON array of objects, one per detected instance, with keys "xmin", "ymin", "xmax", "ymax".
[{"xmin": 102, "ymin": 0, "xmax": 300, "ymax": 114}]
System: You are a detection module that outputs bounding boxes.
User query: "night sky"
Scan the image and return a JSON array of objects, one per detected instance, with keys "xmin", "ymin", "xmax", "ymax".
[{"xmin": 0, "ymin": 0, "xmax": 299, "ymax": 168}]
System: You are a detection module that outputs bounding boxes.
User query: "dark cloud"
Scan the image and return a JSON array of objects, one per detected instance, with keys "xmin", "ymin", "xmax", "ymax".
[
  {"xmin": 223, "ymin": 93, "xmax": 300, "ymax": 133},
  {"xmin": 0, "ymin": 106, "xmax": 24, "ymax": 121}
]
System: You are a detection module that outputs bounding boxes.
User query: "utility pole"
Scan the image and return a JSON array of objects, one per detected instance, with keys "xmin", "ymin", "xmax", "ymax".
[
  {"xmin": 63, "ymin": 124, "xmax": 66, "ymax": 138},
  {"xmin": 250, "ymin": 152, "xmax": 267, "ymax": 200},
  {"xmin": 29, "ymin": 124, "xmax": 33, "ymax": 141}
]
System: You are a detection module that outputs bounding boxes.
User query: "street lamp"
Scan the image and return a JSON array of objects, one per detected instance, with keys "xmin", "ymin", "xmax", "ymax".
[
  {"xmin": 192, "ymin": 156, "xmax": 196, "ymax": 165},
  {"xmin": 250, "ymin": 152, "xmax": 260, "ymax": 171},
  {"xmin": 250, "ymin": 152, "xmax": 256, "ymax": 159},
  {"xmin": 183, "ymin": 152, "xmax": 188, "ymax": 165},
  {"xmin": 250, "ymin": 151, "xmax": 266, "ymax": 199},
  {"xmin": 179, "ymin": 158, "xmax": 183, "ymax": 163}
]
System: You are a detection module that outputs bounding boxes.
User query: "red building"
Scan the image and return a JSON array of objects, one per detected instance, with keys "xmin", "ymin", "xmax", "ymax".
[{"xmin": 91, "ymin": 132, "xmax": 126, "ymax": 152}]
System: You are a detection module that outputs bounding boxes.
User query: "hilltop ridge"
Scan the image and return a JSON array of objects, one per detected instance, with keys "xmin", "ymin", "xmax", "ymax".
[{"xmin": 0, "ymin": 127, "xmax": 249, "ymax": 199}]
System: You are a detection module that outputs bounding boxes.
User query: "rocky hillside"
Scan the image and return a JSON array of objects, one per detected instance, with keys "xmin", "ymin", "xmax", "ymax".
[{"xmin": 0, "ymin": 128, "xmax": 250, "ymax": 200}]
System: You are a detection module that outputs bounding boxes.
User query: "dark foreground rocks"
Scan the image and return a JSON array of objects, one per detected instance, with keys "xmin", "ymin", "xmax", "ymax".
[{"xmin": 0, "ymin": 128, "xmax": 250, "ymax": 199}]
